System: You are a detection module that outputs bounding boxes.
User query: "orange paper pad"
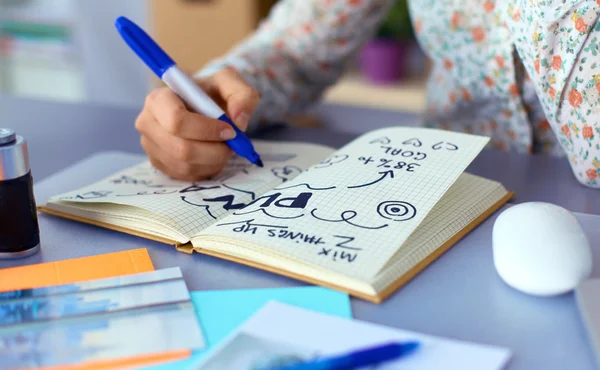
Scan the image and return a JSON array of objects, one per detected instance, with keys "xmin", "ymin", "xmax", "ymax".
[{"xmin": 0, "ymin": 248, "xmax": 154, "ymax": 292}]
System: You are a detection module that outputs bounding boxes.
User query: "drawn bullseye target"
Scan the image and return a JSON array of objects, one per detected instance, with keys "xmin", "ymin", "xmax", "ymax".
[{"xmin": 377, "ymin": 201, "xmax": 416, "ymax": 222}]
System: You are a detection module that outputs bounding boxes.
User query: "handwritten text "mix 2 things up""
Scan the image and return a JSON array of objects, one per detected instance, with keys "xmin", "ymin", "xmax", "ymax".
[{"xmin": 216, "ymin": 219, "xmax": 362, "ymax": 264}]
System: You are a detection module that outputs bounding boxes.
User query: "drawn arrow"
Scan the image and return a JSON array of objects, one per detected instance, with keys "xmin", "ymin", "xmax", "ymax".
[
  {"xmin": 347, "ymin": 170, "xmax": 394, "ymax": 189},
  {"xmin": 181, "ymin": 196, "xmax": 217, "ymax": 219}
]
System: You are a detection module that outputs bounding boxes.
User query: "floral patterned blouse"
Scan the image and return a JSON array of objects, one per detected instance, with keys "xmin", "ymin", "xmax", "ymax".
[{"xmin": 197, "ymin": 0, "xmax": 600, "ymax": 189}]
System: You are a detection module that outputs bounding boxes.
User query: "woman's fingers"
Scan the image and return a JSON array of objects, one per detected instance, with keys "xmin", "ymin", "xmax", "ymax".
[
  {"xmin": 198, "ymin": 67, "xmax": 260, "ymax": 131},
  {"xmin": 140, "ymin": 134, "xmax": 229, "ymax": 181},
  {"xmin": 144, "ymin": 87, "xmax": 236, "ymax": 141}
]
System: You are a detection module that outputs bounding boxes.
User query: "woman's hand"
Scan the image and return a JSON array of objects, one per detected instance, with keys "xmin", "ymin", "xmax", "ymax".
[{"xmin": 134, "ymin": 67, "xmax": 260, "ymax": 181}]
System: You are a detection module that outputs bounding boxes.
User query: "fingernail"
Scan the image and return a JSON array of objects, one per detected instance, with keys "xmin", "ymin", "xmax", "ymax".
[
  {"xmin": 220, "ymin": 128, "xmax": 236, "ymax": 140},
  {"xmin": 235, "ymin": 112, "xmax": 250, "ymax": 130}
]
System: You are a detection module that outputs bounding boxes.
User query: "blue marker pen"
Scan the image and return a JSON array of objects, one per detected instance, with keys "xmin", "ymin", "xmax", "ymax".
[
  {"xmin": 114, "ymin": 16, "xmax": 263, "ymax": 167},
  {"xmin": 270, "ymin": 341, "xmax": 420, "ymax": 370}
]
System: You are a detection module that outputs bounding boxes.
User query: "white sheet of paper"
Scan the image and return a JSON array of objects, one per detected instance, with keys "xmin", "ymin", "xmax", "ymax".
[{"xmin": 194, "ymin": 301, "xmax": 511, "ymax": 370}]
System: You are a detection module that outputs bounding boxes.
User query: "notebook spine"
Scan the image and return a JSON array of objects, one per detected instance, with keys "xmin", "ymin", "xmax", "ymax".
[{"xmin": 175, "ymin": 243, "xmax": 195, "ymax": 254}]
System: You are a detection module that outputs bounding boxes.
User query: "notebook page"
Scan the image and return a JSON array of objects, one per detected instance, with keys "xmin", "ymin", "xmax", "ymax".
[
  {"xmin": 370, "ymin": 174, "xmax": 507, "ymax": 292},
  {"xmin": 47, "ymin": 141, "xmax": 335, "ymax": 238},
  {"xmin": 196, "ymin": 127, "xmax": 489, "ymax": 279}
]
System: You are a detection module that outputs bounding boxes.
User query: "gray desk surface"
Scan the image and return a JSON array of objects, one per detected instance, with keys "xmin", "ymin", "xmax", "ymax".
[{"xmin": 1, "ymin": 96, "xmax": 600, "ymax": 370}]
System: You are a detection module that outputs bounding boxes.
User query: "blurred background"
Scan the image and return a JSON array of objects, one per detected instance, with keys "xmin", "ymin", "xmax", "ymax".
[{"xmin": 0, "ymin": 0, "xmax": 428, "ymax": 132}]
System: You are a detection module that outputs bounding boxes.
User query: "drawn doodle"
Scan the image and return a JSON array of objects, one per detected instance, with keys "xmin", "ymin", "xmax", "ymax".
[
  {"xmin": 310, "ymin": 209, "xmax": 388, "ymax": 230},
  {"xmin": 274, "ymin": 183, "xmax": 336, "ymax": 191},
  {"xmin": 347, "ymin": 170, "xmax": 394, "ymax": 189},
  {"xmin": 222, "ymin": 184, "xmax": 256, "ymax": 200},
  {"xmin": 180, "ymin": 184, "xmax": 256, "ymax": 213},
  {"xmin": 313, "ymin": 154, "xmax": 349, "ymax": 169},
  {"xmin": 216, "ymin": 219, "xmax": 288, "ymax": 234},
  {"xmin": 180, "ymin": 184, "xmax": 220, "ymax": 193},
  {"xmin": 244, "ymin": 192, "xmax": 312, "ymax": 209},
  {"xmin": 116, "ymin": 189, "xmax": 179, "ymax": 197},
  {"xmin": 402, "ymin": 138, "xmax": 423, "ymax": 147},
  {"xmin": 432, "ymin": 141, "xmax": 459, "ymax": 151},
  {"xmin": 271, "ymin": 165, "xmax": 302, "ymax": 182},
  {"xmin": 369, "ymin": 136, "xmax": 391, "ymax": 145},
  {"xmin": 333, "ymin": 235, "xmax": 361, "ymax": 250},
  {"xmin": 377, "ymin": 201, "xmax": 416, "ymax": 222},
  {"xmin": 202, "ymin": 195, "xmax": 246, "ymax": 211},
  {"xmin": 60, "ymin": 191, "xmax": 112, "ymax": 200},
  {"xmin": 233, "ymin": 192, "xmax": 312, "ymax": 219},
  {"xmin": 216, "ymin": 218, "xmax": 287, "ymax": 229},
  {"xmin": 78, "ymin": 191, "xmax": 112, "ymax": 199},
  {"xmin": 232, "ymin": 208, "xmax": 305, "ymax": 220},
  {"xmin": 110, "ymin": 175, "xmax": 165, "ymax": 187},
  {"xmin": 181, "ymin": 196, "xmax": 217, "ymax": 219}
]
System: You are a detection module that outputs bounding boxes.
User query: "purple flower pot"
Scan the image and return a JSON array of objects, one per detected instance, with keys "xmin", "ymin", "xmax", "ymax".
[{"xmin": 359, "ymin": 39, "xmax": 409, "ymax": 84}]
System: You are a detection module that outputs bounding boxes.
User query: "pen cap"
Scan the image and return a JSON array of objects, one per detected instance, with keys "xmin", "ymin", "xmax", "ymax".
[{"xmin": 114, "ymin": 16, "xmax": 175, "ymax": 78}]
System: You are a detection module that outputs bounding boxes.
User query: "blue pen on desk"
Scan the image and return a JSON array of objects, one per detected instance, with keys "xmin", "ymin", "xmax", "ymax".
[
  {"xmin": 270, "ymin": 341, "xmax": 420, "ymax": 370},
  {"xmin": 114, "ymin": 16, "xmax": 263, "ymax": 167}
]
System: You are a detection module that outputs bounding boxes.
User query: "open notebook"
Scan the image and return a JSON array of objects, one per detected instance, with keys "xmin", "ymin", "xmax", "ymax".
[{"xmin": 39, "ymin": 127, "xmax": 513, "ymax": 303}]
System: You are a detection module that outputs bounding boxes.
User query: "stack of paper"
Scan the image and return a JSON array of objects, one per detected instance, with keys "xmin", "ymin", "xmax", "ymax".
[{"xmin": 0, "ymin": 267, "xmax": 205, "ymax": 369}]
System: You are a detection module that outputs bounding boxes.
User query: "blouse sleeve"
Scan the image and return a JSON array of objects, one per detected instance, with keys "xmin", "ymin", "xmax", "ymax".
[
  {"xmin": 504, "ymin": 0, "xmax": 600, "ymax": 188},
  {"xmin": 194, "ymin": 0, "xmax": 394, "ymax": 129}
]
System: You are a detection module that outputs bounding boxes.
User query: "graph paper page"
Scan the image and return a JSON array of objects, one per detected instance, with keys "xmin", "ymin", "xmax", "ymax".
[
  {"xmin": 198, "ymin": 127, "xmax": 490, "ymax": 279},
  {"xmin": 47, "ymin": 141, "xmax": 335, "ymax": 238}
]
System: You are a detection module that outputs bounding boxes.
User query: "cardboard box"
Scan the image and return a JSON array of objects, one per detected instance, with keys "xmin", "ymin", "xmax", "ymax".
[{"xmin": 150, "ymin": 0, "xmax": 276, "ymax": 75}]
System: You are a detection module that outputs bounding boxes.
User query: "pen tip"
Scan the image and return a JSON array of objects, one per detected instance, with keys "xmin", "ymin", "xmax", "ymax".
[
  {"xmin": 398, "ymin": 341, "xmax": 420, "ymax": 355},
  {"xmin": 255, "ymin": 159, "xmax": 264, "ymax": 168}
]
